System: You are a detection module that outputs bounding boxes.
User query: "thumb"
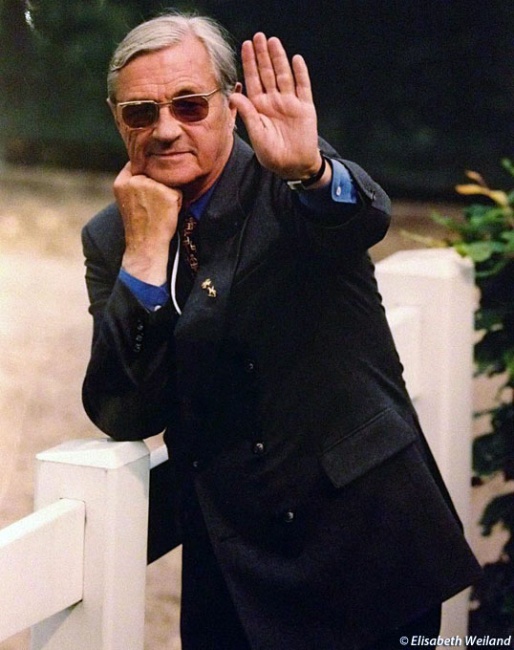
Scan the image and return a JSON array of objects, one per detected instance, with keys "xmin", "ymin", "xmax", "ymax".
[{"xmin": 229, "ymin": 93, "xmax": 263, "ymax": 134}]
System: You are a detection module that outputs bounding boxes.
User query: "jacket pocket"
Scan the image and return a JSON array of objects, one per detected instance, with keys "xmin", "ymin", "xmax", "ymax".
[{"xmin": 320, "ymin": 407, "xmax": 417, "ymax": 489}]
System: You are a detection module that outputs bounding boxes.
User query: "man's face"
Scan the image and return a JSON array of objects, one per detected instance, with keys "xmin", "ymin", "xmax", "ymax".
[{"xmin": 112, "ymin": 36, "xmax": 237, "ymax": 200}]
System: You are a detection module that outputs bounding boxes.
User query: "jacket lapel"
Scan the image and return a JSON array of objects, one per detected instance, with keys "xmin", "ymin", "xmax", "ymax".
[{"xmin": 173, "ymin": 136, "xmax": 256, "ymax": 344}]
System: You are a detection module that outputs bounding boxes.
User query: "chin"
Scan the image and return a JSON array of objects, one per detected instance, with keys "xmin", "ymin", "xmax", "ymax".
[{"xmin": 145, "ymin": 163, "xmax": 195, "ymax": 188}]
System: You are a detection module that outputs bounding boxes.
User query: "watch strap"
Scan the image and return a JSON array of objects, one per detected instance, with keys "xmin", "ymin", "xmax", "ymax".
[{"xmin": 286, "ymin": 154, "xmax": 327, "ymax": 191}]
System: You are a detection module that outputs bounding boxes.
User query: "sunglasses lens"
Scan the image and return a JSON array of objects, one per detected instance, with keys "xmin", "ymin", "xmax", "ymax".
[
  {"xmin": 119, "ymin": 93, "xmax": 214, "ymax": 128},
  {"xmin": 121, "ymin": 102, "xmax": 158, "ymax": 128},
  {"xmin": 172, "ymin": 97, "xmax": 209, "ymax": 123}
]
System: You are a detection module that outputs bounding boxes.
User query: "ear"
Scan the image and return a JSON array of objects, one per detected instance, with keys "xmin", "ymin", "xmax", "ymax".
[{"xmin": 228, "ymin": 82, "xmax": 243, "ymax": 125}]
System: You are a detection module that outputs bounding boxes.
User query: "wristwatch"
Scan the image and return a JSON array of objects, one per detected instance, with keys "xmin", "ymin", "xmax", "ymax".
[{"xmin": 286, "ymin": 154, "xmax": 327, "ymax": 191}]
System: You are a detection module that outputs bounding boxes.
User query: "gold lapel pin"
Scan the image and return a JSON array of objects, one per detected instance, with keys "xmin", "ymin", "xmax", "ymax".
[{"xmin": 201, "ymin": 278, "xmax": 217, "ymax": 298}]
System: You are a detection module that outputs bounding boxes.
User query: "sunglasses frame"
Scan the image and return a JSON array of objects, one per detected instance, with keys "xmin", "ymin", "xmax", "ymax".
[{"xmin": 116, "ymin": 88, "xmax": 221, "ymax": 129}]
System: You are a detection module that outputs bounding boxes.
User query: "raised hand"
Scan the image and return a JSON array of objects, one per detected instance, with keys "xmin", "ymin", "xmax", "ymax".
[
  {"xmin": 230, "ymin": 33, "xmax": 325, "ymax": 183},
  {"xmin": 114, "ymin": 162, "xmax": 182, "ymax": 285}
]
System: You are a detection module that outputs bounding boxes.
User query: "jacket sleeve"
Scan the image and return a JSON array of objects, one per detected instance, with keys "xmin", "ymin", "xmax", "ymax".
[
  {"xmin": 81, "ymin": 220, "xmax": 179, "ymax": 440},
  {"xmin": 292, "ymin": 138, "xmax": 392, "ymax": 259}
]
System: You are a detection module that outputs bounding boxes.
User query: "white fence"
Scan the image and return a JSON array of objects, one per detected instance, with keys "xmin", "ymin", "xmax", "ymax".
[{"xmin": 0, "ymin": 249, "xmax": 475, "ymax": 649}]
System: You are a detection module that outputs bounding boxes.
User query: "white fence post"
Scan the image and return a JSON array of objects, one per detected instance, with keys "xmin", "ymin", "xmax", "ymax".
[
  {"xmin": 30, "ymin": 438, "xmax": 150, "ymax": 650},
  {"xmin": 376, "ymin": 248, "xmax": 475, "ymax": 642}
]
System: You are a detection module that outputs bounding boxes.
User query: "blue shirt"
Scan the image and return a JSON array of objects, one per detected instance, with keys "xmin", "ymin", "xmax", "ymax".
[{"xmin": 119, "ymin": 159, "xmax": 357, "ymax": 312}]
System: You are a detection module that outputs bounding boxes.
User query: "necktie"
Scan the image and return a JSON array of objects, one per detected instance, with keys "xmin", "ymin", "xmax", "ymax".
[
  {"xmin": 173, "ymin": 213, "xmax": 199, "ymax": 310},
  {"xmin": 181, "ymin": 214, "xmax": 199, "ymax": 275}
]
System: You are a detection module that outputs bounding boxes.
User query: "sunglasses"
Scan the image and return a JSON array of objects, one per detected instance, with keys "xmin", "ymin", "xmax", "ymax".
[{"xmin": 116, "ymin": 88, "xmax": 221, "ymax": 129}]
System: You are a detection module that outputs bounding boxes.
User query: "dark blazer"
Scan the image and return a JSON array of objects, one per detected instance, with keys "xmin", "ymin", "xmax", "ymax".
[{"xmin": 82, "ymin": 135, "xmax": 481, "ymax": 649}]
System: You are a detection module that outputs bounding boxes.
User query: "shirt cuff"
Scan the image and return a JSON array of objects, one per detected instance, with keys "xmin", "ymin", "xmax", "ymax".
[
  {"xmin": 297, "ymin": 159, "xmax": 358, "ymax": 212},
  {"xmin": 118, "ymin": 268, "xmax": 170, "ymax": 312}
]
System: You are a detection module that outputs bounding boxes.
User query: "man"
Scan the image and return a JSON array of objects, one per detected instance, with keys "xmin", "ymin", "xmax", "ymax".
[{"xmin": 82, "ymin": 12, "xmax": 481, "ymax": 650}]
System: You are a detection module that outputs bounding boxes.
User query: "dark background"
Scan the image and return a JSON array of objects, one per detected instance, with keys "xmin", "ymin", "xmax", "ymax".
[{"xmin": 1, "ymin": 0, "xmax": 513, "ymax": 198}]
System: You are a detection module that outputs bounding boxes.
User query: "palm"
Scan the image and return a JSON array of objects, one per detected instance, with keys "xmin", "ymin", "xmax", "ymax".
[{"xmin": 230, "ymin": 34, "xmax": 320, "ymax": 179}]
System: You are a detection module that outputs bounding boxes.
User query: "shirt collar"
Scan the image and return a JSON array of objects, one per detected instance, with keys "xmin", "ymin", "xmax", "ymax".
[{"xmin": 188, "ymin": 183, "xmax": 217, "ymax": 221}]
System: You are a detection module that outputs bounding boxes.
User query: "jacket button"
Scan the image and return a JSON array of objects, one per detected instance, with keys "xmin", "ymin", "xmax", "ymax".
[
  {"xmin": 192, "ymin": 460, "xmax": 200, "ymax": 470},
  {"xmin": 283, "ymin": 510, "xmax": 295, "ymax": 523},
  {"xmin": 136, "ymin": 321, "xmax": 144, "ymax": 332},
  {"xmin": 244, "ymin": 360, "xmax": 256, "ymax": 373},
  {"xmin": 253, "ymin": 442, "xmax": 265, "ymax": 455},
  {"xmin": 135, "ymin": 334, "xmax": 144, "ymax": 343},
  {"xmin": 133, "ymin": 343, "xmax": 142, "ymax": 353}
]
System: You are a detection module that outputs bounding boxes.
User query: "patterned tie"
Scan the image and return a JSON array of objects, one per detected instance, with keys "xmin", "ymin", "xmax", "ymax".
[{"xmin": 180, "ymin": 214, "xmax": 199, "ymax": 275}]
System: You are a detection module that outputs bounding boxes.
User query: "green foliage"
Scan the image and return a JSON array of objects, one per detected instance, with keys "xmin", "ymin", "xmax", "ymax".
[
  {"xmin": 473, "ymin": 405, "xmax": 514, "ymax": 477},
  {"xmin": 431, "ymin": 162, "xmax": 514, "ymax": 635}
]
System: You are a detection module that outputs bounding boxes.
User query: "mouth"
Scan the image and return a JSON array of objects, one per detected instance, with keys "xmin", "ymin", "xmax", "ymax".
[{"xmin": 148, "ymin": 150, "xmax": 191, "ymax": 159}]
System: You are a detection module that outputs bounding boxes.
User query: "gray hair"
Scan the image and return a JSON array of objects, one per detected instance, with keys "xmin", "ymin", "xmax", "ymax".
[{"xmin": 107, "ymin": 12, "xmax": 238, "ymax": 102}]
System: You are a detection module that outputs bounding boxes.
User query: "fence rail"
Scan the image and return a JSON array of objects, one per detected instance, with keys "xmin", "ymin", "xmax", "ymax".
[
  {"xmin": 0, "ymin": 499, "xmax": 84, "ymax": 641},
  {"xmin": 0, "ymin": 249, "xmax": 475, "ymax": 649}
]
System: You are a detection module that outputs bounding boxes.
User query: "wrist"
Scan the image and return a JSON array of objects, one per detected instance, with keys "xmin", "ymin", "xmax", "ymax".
[
  {"xmin": 122, "ymin": 250, "xmax": 168, "ymax": 286},
  {"xmin": 286, "ymin": 153, "xmax": 331, "ymax": 191}
]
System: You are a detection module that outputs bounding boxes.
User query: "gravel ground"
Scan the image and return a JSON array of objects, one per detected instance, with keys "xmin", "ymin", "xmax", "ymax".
[{"xmin": 0, "ymin": 164, "xmax": 501, "ymax": 649}]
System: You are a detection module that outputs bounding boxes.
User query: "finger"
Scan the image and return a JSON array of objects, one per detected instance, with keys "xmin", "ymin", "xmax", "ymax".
[
  {"xmin": 291, "ymin": 54, "xmax": 313, "ymax": 103},
  {"xmin": 252, "ymin": 32, "xmax": 278, "ymax": 92},
  {"xmin": 241, "ymin": 39, "xmax": 264, "ymax": 98},
  {"xmin": 115, "ymin": 161, "xmax": 132, "ymax": 183},
  {"xmin": 267, "ymin": 37, "xmax": 295, "ymax": 94},
  {"xmin": 113, "ymin": 162, "xmax": 134, "ymax": 202}
]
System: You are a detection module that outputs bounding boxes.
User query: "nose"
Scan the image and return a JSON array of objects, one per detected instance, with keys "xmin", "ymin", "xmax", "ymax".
[{"xmin": 152, "ymin": 104, "xmax": 182, "ymax": 140}]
